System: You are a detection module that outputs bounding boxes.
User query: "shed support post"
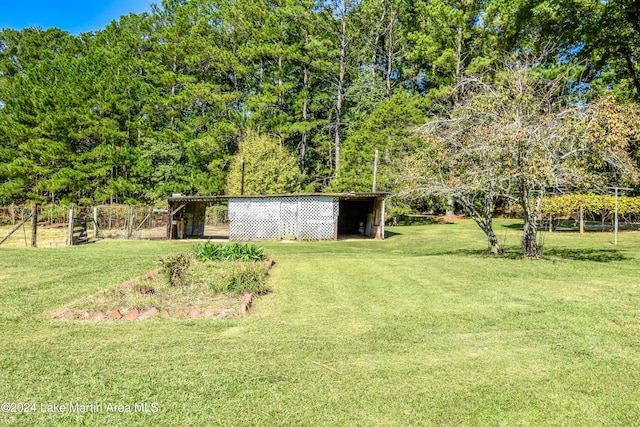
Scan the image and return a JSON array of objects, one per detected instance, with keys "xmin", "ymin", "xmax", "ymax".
[
  {"xmin": 380, "ymin": 197, "xmax": 386, "ymax": 240},
  {"xmin": 167, "ymin": 203, "xmax": 172, "ymax": 240}
]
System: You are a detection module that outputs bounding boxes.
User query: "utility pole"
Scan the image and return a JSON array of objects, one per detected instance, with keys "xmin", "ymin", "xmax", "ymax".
[
  {"xmin": 240, "ymin": 157, "xmax": 245, "ymax": 196},
  {"xmin": 372, "ymin": 148, "xmax": 379, "ymax": 193},
  {"xmin": 609, "ymin": 185, "xmax": 632, "ymax": 245}
]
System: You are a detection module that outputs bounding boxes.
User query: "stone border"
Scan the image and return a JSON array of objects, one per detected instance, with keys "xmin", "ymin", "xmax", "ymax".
[{"xmin": 55, "ymin": 305, "xmax": 242, "ymax": 321}]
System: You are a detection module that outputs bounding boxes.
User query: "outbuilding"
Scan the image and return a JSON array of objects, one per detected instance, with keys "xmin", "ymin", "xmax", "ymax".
[{"xmin": 167, "ymin": 193, "xmax": 388, "ymax": 241}]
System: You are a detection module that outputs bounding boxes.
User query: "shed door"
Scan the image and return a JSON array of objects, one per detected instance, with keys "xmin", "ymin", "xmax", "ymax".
[{"xmin": 280, "ymin": 200, "xmax": 298, "ymax": 240}]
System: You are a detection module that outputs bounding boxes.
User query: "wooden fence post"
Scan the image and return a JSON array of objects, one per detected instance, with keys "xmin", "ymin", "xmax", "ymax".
[
  {"xmin": 31, "ymin": 203, "xmax": 37, "ymax": 248},
  {"xmin": 93, "ymin": 206, "xmax": 99, "ymax": 238},
  {"xmin": 579, "ymin": 205, "xmax": 584, "ymax": 235},
  {"xmin": 67, "ymin": 208, "xmax": 74, "ymax": 246},
  {"xmin": 127, "ymin": 206, "xmax": 134, "ymax": 239}
]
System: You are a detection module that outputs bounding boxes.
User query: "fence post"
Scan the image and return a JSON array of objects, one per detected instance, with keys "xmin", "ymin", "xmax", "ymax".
[
  {"xmin": 31, "ymin": 203, "xmax": 38, "ymax": 248},
  {"xmin": 67, "ymin": 208, "xmax": 74, "ymax": 246},
  {"xmin": 127, "ymin": 206, "xmax": 134, "ymax": 239},
  {"xmin": 579, "ymin": 205, "xmax": 584, "ymax": 235},
  {"xmin": 93, "ymin": 206, "xmax": 99, "ymax": 238}
]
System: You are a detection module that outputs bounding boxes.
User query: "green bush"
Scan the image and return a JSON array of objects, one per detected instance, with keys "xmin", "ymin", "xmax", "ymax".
[{"xmin": 194, "ymin": 241, "xmax": 266, "ymax": 262}]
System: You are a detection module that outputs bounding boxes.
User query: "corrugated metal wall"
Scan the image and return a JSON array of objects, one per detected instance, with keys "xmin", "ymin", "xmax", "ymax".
[{"xmin": 228, "ymin": 196, "xmax": 338, "ymax": 241}]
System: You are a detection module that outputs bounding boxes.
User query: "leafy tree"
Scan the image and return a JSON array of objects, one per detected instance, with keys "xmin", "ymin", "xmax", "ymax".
[
  {"xmin": 402, "ymin": 57, "xmax": 638, "ymax": 258},
  {"xmin": 227, "ymin": 132, "xmax": 303, "ymax": 194},
  {"xmin": 399, "ymin": 105, "xmax": 508, "ymax": 254}
]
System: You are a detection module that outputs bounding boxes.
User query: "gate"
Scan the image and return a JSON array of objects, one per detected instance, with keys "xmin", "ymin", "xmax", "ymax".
[{"xmin": 70, "ymin": 217, "xmax": 91, "ymax": 245}]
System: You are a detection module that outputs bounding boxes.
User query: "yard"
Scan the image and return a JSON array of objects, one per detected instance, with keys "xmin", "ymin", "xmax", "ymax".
[{"xmin": 1, "ymin": 220, "xmax": 640, "ymax": 425}]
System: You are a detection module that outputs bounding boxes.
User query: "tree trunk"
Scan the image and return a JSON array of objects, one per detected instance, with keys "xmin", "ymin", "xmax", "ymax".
[
  {"xmin": 278, "ymin": 51, "xmax": 284, "ymax": 111},
  {"xmin": 521, "ymin": 215, "xmax": 540, "ymax": 258},
  {"xmin": 623, "ymin": 47, "xmax": 640, "ymax": 99},
  {"xmin": 470, "ymin": 217, "xmax": 503, "ymax": 255},
  {"xmin": 520, "ymin": 191, "xmax": 543, "ymax": 258},
  {"xmin": 445, "ymin": 196, "xmax": 455, "ymax": 218},
  {"xmin": 385, "ymin": 5, "xmax": 395, "ymax": 99},
  {"xmin": 372, "ymin": 1, "xmax": 387, "ymax": 77},
  {"xmin": 462, "ymin": 195, "xmax": 503, "ymax": 255},
  {"xmin": 334, "ymin": 5, "xmax": 347, "ymax": 175},
  {"xmin": 300, "ymin": 62, "xmax": 309, "ymax": 173},
  {"xmin": 170, "ymin": 55, "xmax": 177, "ymax": 131},
  {"xmin": 517, "ymin": 184, "xmax": 544, "ymax": 258},
  {"xmin": 486, "ymin": 226, "xmax": 503, "ymax": 254}
]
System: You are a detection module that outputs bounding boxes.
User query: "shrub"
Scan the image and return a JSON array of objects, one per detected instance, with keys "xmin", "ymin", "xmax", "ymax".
[
  {"xmin": 194, "ymin": 241, "xmax": 265, "ymax": 262},
  {"xmin": 194, "ymin": 241, "xmax": 224, "ymax": 261}
]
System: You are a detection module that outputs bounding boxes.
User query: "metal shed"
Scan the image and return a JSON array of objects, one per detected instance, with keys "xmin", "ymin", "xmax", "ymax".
[{"xmin": 167, "ymin": 193, "xmax": 388, "ymax": 241}]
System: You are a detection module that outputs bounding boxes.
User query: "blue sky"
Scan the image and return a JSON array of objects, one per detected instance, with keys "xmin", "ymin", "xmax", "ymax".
[{"xmin": 0, "ymin": 1, "xmax": 155, "ymax": 35}]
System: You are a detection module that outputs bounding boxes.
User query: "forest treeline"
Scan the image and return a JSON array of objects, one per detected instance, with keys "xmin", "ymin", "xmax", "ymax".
[{"xmin": 1, "ymin": 0, "xmax": 639, "ymax": 205}]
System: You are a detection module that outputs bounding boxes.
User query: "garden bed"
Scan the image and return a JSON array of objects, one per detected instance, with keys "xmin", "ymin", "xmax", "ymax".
[{"xmin": 52, "ymin": 242, "xmax": 273, "ymax": 320}]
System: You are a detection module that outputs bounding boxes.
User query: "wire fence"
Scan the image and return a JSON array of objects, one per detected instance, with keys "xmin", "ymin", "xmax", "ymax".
[
  {"xmin": 539, "ymin": 194, "xmax": 640, "ymax": 232},
  {"xmin": 0, "ymin": 204, "xmax": 229, "ymax": 247}
]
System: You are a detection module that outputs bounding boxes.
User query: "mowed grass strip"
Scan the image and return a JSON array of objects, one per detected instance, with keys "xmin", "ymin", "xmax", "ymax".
[{"xmin": 1, "ymin": 220, "xmax": 640, "ymax": 425}]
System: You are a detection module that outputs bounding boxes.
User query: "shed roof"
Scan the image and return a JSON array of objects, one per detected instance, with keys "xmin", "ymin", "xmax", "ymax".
[{"xmin": 168, "ymin": 192, "xmax": 390, "ymax": 203}]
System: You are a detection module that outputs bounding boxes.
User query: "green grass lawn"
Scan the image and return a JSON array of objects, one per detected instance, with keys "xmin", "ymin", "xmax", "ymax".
[{"xmin": 1, "ymin": 220, "xmax": 640, "ymax": 426}]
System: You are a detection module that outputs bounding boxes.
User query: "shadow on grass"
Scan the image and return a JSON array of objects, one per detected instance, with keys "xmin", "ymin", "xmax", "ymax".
[
  {"xmin": 71, "ymin": 237, "xmax": 100, "ymax": 246},
  {"xmin": 502, "ymin": 223, "xmax": 524, "ymax": 230},
  {"xmin": 384, "ymin": 230, "xmax": 402, "ymax": 238},
  {"xmin": 543, "ymin": 248, "xmax": 628, "ymax": 262},
  {"xmin": 393, "ymin": 215, "xmax": 438, "ymax": 226},
  {"xmin": 405, "ymin": 246, "xmax": 628, "ymax": 262},
  {"xmin": 404, "ymin": 247, "xmax": 524, "ymax": 259}
]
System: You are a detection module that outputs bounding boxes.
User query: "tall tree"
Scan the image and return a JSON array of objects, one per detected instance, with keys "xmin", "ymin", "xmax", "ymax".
[
  {"xmin": 406, "ymin": 0, "xmax": 493, "ymax": 98},
  {"xmin": 318, "ymin": 0, "xmax": 361, "ymax": 176}
]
